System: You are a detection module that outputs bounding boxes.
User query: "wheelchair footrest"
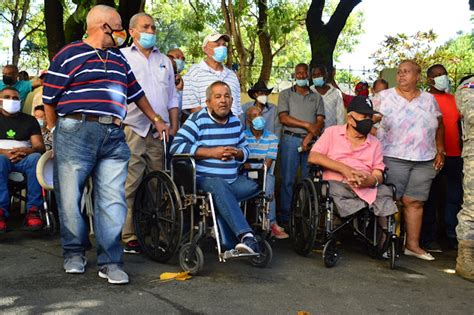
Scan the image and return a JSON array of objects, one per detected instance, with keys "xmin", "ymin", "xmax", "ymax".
[{"xmin": 221, "ymin": 249, "xmax": 260, "ymax": 260}]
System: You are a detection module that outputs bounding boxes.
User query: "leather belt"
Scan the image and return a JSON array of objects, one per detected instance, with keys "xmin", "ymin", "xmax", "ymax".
[
  {"xmin": 283, "ymin": 130, "xmax": 307, "ymax": 138},
  {"xmin": 64, "ymin": 113, "xmax": 122, "ymax": 127}
]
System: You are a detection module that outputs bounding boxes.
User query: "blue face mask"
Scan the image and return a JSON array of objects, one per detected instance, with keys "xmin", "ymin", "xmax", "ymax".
[
  {"xmin": 312, "ymin": 77, "xmax": 325, "ymax": 87},
  {"xmin": 296, "ymin": 79, "xmax": 308, "ymax": 87},
  {"xmin": 251, "ymin": 116, "xmax": 266, "ymax": 131},
  {"xmin": 212, "ymin": 46, "xmax": 228, "ymax": 63},
  {"xmin": 138, "ymin": 32, "xmax": 156, "ymax": 49},
  {"xmin": 175, "ymin": 59, "xmax": 185, "ymax": 73}
]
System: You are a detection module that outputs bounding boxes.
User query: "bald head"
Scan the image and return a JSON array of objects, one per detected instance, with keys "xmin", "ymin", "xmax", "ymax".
[{"xmin": 86, "ymin": 5, "xmax": 121, "ymax": 31}]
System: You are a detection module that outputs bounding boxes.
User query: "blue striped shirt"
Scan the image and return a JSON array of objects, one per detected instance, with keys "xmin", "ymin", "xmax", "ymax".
[
  {"xmin": 170, "ymin": 108, "xmax": 249, "ymax": 183},
  {"xmin": 42, "ymin": 41, "xmax": 144, "ymax": 120},
  {"xmin": 244, "ymin": 129, "xmax": 279, "ymax": 174},
  {"xmin": 182, "ymin": 61, "xmax": 242, "ymax": 116}
]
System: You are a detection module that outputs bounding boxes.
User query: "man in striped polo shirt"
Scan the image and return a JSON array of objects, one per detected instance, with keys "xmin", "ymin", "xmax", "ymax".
[
  {"xmin": 243, "ymin": 106, "xmax": 289, "ymax": 239},
  {"xmin": 171, "ymin": 81, "xmax": 261, "ymax": 254},
  {"xmin": 181, "ymin": 33, "xmax": 242, "ymax": 117},
  {"xmin": 42, "ymin": 5, "xmax": 169, "ymax": 285}
]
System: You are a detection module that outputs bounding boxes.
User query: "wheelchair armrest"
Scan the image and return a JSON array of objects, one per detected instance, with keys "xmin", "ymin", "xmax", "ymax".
[
  {"xmin": 308, "ymin": 163, "xmax": 323, "ymax": 179},
  {"xmin": 172, "ymin": 153, "xmax": 195, "ymax": 160}
]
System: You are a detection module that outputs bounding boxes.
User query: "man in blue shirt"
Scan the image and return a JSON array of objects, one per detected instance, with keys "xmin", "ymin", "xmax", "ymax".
[
  {"xmin": 1, "ymin": 65, "xmax": 33, "ymax": 107},
  {"xmin": 171, "ymin": 81, "xmax": 261, "ymax": 254}
]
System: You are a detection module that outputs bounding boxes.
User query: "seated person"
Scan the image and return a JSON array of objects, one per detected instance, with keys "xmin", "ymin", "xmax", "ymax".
[
  {"xmin": 243, "ymin": 106, "xmax": 288, "ymax": 239},
  {"xmin": 33, "ymin": 105, "xmax": 53, "ymax": 151},
  {"xmin": 0, "ymin": 87, "xmax": 46, "ymax": 233},
  {"xmin": 308, "ymin": 96, "xmax": 397, "ymax": 237},
  {"xmin": 170, "ymin": 81, "xmax": 261, "ymax": 254}
]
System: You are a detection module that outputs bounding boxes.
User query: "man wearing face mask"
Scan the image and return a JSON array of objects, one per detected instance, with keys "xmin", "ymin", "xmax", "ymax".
[
  {"xmin": 309, "ymin": 96, "xmax": 397, "ymax": 231},
  {"xmin": 0, "ymin": 65, "xmax": 33, "ymax": 106},
  {"xmin": 182, "ymin": 33, "xmax": 242, "ymax": 116},
  {"xmin": 167, "ymin": 48, "xmax": 186, "ymax": 123},
  {"xmin": 310, "ymin": 64, "xmax": 345, "ymax": 128},
  {"xmin": 277, "ymin": 63, "xmax": 325, "ymax": 227},
  {"xmin": 421, "ymin": 64, "xmax": 463, "ymax": 252},
  {"xmin": 120, "ymin": 13, "xmax": 179, "ymax": 255},
  {"xmin": 240, "ymin": 81, "xmax": 281, "ymax": 137},
  {"xmin": 43, "ymin": 5, "xmax": 169, "ymax": 285},
  {"xmin": 243, "ymin": 106, "xmax": 288, "ymax": 239},
  {"xmin": 0, "ymin": 87, "xmax": 46, "ymax": 234}
]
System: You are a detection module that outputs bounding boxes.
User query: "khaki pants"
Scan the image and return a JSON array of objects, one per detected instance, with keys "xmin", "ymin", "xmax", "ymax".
[{"xmin": 121, "ymin": 126, "xmax": 163, "ymax": 243}]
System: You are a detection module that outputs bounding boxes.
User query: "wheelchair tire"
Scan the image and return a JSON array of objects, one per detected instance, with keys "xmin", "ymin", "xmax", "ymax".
[
  {"xmin": 388, "ymin": 235, "xmax": 397, "ymax": 270},
  {"xmin": 179, "ymin": 242, "xmax": 204, "ymax": 275},
  {"xmin": 323, "ymin": 239, "xmax": 339, "ymax": 268},
  {"xmin": 291, "ymin": 178, "xmax": 319, "ymax": 257},
  {"xmin": 134, "ymin": 171, "xmax": 183, "ymax": 263},
  {"xmin": 250, "ymin": 238, "xmax": 273, "ymax": 268}
]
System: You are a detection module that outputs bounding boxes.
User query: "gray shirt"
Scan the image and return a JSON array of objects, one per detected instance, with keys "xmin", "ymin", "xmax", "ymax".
[
  {"xmin": 240, "ymin": 101, "xmax": 281, "ymax": 137},
  {"xmin": 278, "ymin": 86, "xmax": 325, "ymax": 134}
]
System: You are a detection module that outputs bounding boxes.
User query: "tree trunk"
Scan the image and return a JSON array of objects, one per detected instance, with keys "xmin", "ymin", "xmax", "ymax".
[
  {"xmin": 257, "ymin": 0, "xmax": 272, "ymax": 84},
  {"xmin": 118, "ymin": 0, "xmax": 145, "ymax": 30},
  {"xmin": 306, "ymin": 0, "xmax": 361, "ymax": 76},
  {"xmin": 220, "ymin": 0, "xmax": 234, "ymax": 67},
  {"xmin": 45, "ymin": 0, "xmax": 66, "ymax": 60},
  {"xmin": 10, "ymin": 0, "xmax": 30, "ymax": 66}
]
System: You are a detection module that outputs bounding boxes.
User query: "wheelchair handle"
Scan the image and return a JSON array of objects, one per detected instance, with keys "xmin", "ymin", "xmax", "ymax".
[{"xmin": 162, "ymin": 131, "xmax": 168, "ymax": 171}]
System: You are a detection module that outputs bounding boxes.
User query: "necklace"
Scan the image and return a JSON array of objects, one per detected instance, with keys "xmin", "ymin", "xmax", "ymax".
[{"xmin": 94, "ymin": 49, "xmax": 109, "ymax": 72}]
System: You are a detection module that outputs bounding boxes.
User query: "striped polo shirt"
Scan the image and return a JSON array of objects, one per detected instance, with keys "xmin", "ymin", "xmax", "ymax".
[
  {"xmin": 170, "ymin": 108, "xmax": 249, "ymax": 183},
  {"xmin": 182, "ymin": 61, "xmax": 242, "ymax": 116},
  {"xmin": 42, "ymin": 41, "xmax": 144, "ymax": 120},
  {"xmin": 244, "ymin": 129, "xmax": 279, "ymax": 174}
]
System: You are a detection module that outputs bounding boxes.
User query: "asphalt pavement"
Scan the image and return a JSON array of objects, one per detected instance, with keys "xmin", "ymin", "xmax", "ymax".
[{"xmin": 0, "ymin": 216, "xmax": 473, "ymax": 315}]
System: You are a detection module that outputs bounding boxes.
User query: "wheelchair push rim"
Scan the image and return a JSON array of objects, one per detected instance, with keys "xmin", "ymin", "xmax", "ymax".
[{"xmin": 134, "ymin": 171, "xmax": 183, "ymax": 263}]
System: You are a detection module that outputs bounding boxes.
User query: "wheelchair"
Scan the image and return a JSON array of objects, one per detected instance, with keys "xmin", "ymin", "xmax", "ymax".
[
  {"xmin": 7, "ymin": 171, "xmax": 57, "ymax": 235},
  {"xmin": 290, "ymin": 165, "xmax": 402, "ymax": 269},
  {"xmin": 133, "ymin": 148, "xmax": 273, "ymax": 275}
]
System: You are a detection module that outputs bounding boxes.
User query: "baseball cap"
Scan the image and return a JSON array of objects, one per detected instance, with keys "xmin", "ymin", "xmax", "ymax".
[
  {"xmin": 202, "ymin": 33, "xmax": 230, "ymax": 50},
  {"xmin": 347, "ymin": 96, "xmax": 379, "ymax": 115}
]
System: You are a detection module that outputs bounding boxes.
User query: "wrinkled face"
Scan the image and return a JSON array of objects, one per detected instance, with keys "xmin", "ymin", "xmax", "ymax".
[
  {"xmin": 130, "ymin": 15, "xmax": 156, "ymax": 42},
  {"xmin": 204, "ymin": 38, "xmax": 227, "ymax": 58},
  {"xmin": 102, "ymin": 12, "xmax": 124, "ymax": 48},
  {"xmin": 295, "ymin": 65, "xmax": 309, "ymax": 80},
  {"xmin": 246, "ymin": 107, "xmax": 262, "ymax": 123},
  {"xmin": 206, "ymin": 84, "xmax": 233, "ymax": 119},
  {"xmin": 397, "ymin": 62, "xmax": 420, "ymax": 88}
]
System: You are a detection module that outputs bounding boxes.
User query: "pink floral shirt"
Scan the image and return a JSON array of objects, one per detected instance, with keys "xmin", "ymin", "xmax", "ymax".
[{"xmin": 373, "ymin": 88, "xmax": 441, "ymax": 161}]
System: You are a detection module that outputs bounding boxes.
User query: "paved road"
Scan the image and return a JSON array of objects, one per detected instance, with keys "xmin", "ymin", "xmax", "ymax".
[{"xmin": 1, "ymin": 220, "xmax": 473, "ymax": 315}]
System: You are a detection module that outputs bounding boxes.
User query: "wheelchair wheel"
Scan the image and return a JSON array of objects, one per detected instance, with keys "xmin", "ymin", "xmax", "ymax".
[
  {"xmin": 323, "ymin": 239, "xmax": 339, "ymax": 268},
  {"xmin": 291, "ymin": 178, "xmax": 319, "ymax": 257},
  {"xmin": 43, "ymin": 210, "xmax": 57, "ymax": 236},
  {"xmin": 388, "ymin": 235, "xmax": 397, "ymax": 269},
  {"xmin": 179, "ymin": 242, "xmax": 204, "ymax": 275},
  {"xmin": 250, "ymin": 238, "xmax": 273, "ymax": 268},
  {"xmin": 134, "ymin": 171, "xmax": 183, "ymax": 263}
]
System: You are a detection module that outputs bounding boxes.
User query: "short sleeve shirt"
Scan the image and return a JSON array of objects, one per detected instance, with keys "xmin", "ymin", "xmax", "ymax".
[
  {"xmin": 311, "ymin": 124, "xmax": 385, "ymax": 204},
  {"xmin": 373, "ymin": 88, "xmax": 441, "ymax": 161},
  {"xmin": 0, "ymin": 112, "xmax": 41, "ymax": 149},
  {"xmin": 433, "ymin": 93, "xmax": 461, "ymax": 157},
  {"xmin": 240, "ymin": 101, "xmax": 281, "ymax": 136},
  {"xmin": 277, "ymin": 86, "xmax": 325, "ymax": 134},
  {"xmin": 244, "ymin": 129, "xmax": 279, "ymax": 174}
]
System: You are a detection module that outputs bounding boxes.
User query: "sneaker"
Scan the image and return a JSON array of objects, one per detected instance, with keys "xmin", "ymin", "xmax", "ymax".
[
  {"xmin": 271, "ymin": 223, "xmax": 289, "ymax": 239},
  {"xmin": 422, "ymin": 241, "xmax": 443, "ymax": 253},
  {"xmin": 0, "ymin": 209, "xmax": 6, "ymax": 233},
  {"xmin": 98, "ymin": 264, "xmax": 129, "ymax": 284},
  {"xmin": 123, "ymin": 240, "xmax": 142, "ymax": 254},
  {"xmin": 64, "ymin": 255, "xmax": 87, "ymax": 274},
  {"xmin": 23, "ymin": 206, "xmax": 44, "ymax": 231},
  {"xmin": 236, "ymin": 236, "xmax": 261, "ymax": 254}
]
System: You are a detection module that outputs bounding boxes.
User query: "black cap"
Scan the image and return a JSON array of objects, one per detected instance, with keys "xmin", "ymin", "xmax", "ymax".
[
  {"xmin": 347, "ymin": 96, "xmax": 378, "ymax": 115},
  {"xmin": 247, "ymin": 81, "xmax": 273, "ymax": 99}
]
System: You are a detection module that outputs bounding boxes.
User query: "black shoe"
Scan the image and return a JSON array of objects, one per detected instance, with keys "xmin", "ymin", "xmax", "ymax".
[
  {"xmin": 422, "ymin": 241, "xmax": 443, "ymax": 253},
  {"xmin": 236, "ymin": 236, "xmax": 261, "ymax": 254}
]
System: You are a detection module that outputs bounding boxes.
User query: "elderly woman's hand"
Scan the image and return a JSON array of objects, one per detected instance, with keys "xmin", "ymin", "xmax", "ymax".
[{"xmin": 433, "ymin": 151, "xmax": 445, "ymax": 171}]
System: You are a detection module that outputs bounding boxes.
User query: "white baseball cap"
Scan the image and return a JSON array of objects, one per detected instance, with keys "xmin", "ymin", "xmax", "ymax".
[{"xmin": 202, "ymin": 33, "xmax": 230, "ymax": 50}]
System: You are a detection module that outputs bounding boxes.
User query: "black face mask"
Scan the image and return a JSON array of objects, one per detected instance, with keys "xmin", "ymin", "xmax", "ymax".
[
  {"xmin": 3, "ymin": 75, "xmax": 15, "ymax": 86},
  {"xmin": 351, "ymin": 115, "xmax": 373, "ymax": 136}
]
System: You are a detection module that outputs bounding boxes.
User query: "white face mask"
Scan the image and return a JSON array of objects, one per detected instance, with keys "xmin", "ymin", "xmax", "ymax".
[
  {"xmin": 433, "ymin": 74, "xmax": 450, "ymax": 92},
  {"xmin": 256, "ymin": 95, "xmax": 268, "ymax": 104},
  {"xmin": 2, "ymin": 99, "xmax": 21, "ymax": 114}
]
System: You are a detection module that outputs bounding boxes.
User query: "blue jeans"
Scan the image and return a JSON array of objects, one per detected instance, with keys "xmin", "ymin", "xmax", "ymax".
[
  {"xmin": 54, "ymin": 117, "xmax": 130, "ymax": 266},
  {"xmin": 197, "ymin": 175, "xmax": 259, "ymax": 237},
  {"xmin": 422, "ymin": 156, "xmax": 464, "ymax": 242},
  {"xmin": 279, "ymin": 133, "xmax": 310, "ymax": 223},
  {"xmin": 0, "ymin": 153, "xmax": 43, "ymax": 216}
]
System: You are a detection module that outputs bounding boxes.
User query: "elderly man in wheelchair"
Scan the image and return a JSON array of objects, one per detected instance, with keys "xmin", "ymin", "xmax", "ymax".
[
  {"xmin": 293, "ymin": 96, "xmax": 399, "ymax": 268},
  {"xmin": 135, "ymin": 80, "xmax": 272, "ymax": 274},
  {"xmin": 0, "ymin": 86, "xmax": 46, "ymax": 233}
]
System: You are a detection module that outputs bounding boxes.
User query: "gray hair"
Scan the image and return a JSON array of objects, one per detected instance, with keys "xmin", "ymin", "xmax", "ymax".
[
  {"xmin": 205, "ymin": 81, "xmax": 232, "ymax": 100},
  {"xmin": 129, "ymin": 12, "xmax": 154, "ymax": 29},
  {"xmin": 86, "ymin": 5, "xmax": 117, "ymax": 30}
]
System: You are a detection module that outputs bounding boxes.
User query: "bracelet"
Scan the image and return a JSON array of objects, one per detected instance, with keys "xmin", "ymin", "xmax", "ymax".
[{"xmin": 152, "ymin": 114, "xmax": 163, "ymax": 123}]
